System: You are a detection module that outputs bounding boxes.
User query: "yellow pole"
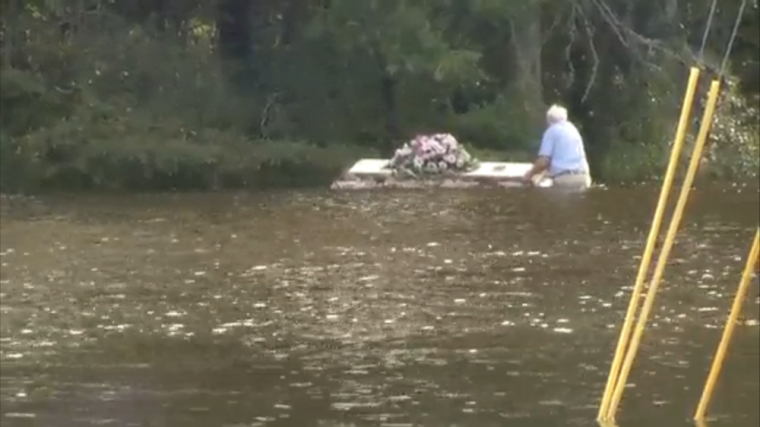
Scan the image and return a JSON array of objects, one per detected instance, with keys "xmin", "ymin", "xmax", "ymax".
[
  {"xmin": 694, "ymin": 228, "xmax": 760, "ymax": 420},
  {"xmin": 605, "ymin": 79, "xmax": 723, "ymax": 420},
  {"xmin": 596, "ymin": 66, "xmax": 701, "ymax": 420}
]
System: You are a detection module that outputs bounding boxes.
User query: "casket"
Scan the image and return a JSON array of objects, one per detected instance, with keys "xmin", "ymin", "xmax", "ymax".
[{"xmin": 330, "ymin": 159, "xmax": 552, "ymax": 190}]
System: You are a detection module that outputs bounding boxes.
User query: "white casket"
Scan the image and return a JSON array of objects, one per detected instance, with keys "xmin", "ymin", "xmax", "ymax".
[{"xmin": 331, "ymin": 159, "xmax": 552, "ymax": 190}]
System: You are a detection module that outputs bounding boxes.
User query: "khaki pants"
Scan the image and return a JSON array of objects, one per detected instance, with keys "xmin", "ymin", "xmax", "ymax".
[{"xmin": 551, "ymin": 172, "xmax": 592, "ymax": 192}]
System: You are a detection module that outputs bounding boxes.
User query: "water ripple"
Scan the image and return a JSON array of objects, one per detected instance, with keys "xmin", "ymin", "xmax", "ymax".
[{"xmin": 1, "ymin": 188, "xmax": 758, "ymax": 427}]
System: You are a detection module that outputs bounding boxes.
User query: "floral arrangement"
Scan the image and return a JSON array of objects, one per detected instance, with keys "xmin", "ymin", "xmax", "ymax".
[{"xmin": 387, "ymin": 133, "xmax": 479, "ymax": 178}]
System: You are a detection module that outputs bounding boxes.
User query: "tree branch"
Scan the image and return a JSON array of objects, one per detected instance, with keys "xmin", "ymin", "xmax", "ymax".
[{"xmin": 576, "ymin": 6, "xmax": 599, "ymax": 102}]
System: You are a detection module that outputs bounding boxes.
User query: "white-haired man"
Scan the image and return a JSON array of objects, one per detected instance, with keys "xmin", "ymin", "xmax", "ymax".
[{"xmin": 523, "ymin": 105, "xmax": 592, "ymax": 191}]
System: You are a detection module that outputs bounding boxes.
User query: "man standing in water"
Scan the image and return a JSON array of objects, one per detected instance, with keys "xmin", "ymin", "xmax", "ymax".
[{"xmin": 523, "ymin": 104, "xmax": 592, "ymax": 191}]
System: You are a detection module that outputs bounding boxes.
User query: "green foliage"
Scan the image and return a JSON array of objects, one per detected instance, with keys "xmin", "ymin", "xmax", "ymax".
[
  {"xmin": 2, "ymin": 100, "xmax": 373, "ymax": 191},
  {"xmin": 0, "ymin": 0, "xmax": 758, "ymax": 192},
  {"xmin": 704, "ymin": 79, "xmax": 760, "ymax": 179}
]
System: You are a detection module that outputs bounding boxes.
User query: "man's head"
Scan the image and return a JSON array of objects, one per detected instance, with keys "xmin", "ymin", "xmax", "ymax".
[{"xmin": 546, "ymin": 104, "xmax": 568, "ymax": 125}]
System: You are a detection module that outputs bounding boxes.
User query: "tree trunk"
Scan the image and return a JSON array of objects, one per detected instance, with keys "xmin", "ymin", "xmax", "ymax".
[
  {"xmin": 508, "ymin": 5, "xmax": 544, "ymax": 130},
  {"xmin": 2, "ymin": 0, "xmax": 19, "ymax": 67},
  {"xmin": 217, "ymin": 0, "xmax": 253, "ymax": 63},
  {"xmin": 280, "ymin": 0, "xmax": 301, "ymax": 45}
]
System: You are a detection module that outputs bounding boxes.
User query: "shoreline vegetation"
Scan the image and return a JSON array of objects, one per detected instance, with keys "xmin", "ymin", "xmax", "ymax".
[{"xmin": 1, "ymin": 1, "xmax": 758, "ymax": 193}]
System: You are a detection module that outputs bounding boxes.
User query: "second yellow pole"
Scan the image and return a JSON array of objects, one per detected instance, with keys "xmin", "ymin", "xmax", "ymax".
[{"xmin": 694, "ymin": 228, "xmax": 760, "ymax": 420}]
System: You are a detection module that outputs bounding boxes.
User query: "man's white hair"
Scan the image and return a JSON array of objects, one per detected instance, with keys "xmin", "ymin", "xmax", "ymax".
[{"xmin": 546, "ymin": 104, "xmax": 568, "ymax": 123}]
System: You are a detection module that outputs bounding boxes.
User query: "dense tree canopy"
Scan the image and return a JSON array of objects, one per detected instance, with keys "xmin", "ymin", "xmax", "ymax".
[{"xmin": 1, "ymin": 0, "xmax": 758, "ymax": 191}]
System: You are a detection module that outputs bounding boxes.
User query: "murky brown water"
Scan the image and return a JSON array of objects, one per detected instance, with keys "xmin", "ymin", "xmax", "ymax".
[{"xmin": 0, "ymin": 186, "xmax": 758, "ymax": 427}]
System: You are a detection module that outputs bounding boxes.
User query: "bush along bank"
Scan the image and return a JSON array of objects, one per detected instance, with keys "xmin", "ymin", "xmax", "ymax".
[{"xmin": 0, "ymin": 114, "xmax": 377, "ymax": 193}]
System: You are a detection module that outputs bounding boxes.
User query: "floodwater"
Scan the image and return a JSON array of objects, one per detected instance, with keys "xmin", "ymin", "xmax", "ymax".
[{"xmin": 0, "ymin": 186, "xmax": 758, "ymax": 427}]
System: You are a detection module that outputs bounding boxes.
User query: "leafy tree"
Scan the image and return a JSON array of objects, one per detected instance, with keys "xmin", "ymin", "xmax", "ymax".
[{"xmin": 0, "ymin": 0, "xmax": 757, "ymax": 191}]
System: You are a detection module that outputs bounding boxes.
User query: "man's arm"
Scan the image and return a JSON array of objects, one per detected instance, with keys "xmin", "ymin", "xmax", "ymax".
[
  {"xmin": 525, "ymin": 129, "xmax": 553, "ymax": 179},
  {"xmin": 526, "ymin": 156, "xmax": 550, "ymax": 177}
]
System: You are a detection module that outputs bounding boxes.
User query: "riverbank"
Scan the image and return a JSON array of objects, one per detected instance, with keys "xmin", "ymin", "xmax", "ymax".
[
  {"xmin": 3, "ymin": 119, "xmax": 757, "ymax": 194},
  {"xmin": 0, "ymin": 133, "xmax": 379, "ymax": 192},
  {"xmin": 1, "ymin": 134, "xmax": 757, "ymax": 194}
]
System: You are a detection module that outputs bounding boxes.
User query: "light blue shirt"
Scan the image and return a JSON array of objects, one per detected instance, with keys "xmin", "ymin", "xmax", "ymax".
[{"xmin": 538, "ymin": 120, "xmax": 589, "ymax": 176}]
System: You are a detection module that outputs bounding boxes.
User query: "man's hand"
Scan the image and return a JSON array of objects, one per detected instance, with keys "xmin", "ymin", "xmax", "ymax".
[
  {"xmin": 522, "ymin": 170, "xmax": 535, "ymax": 185},
  {"xmin": 524, "ymin": 156, "xmax": 549, "ymax": 186}
]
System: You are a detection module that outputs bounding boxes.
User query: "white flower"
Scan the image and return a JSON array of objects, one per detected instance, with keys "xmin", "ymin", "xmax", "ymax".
[
  {"xmin": 391, "ymin": 149, "xmax": 407, "ymax": 165},
  {"xmin": 438, "ymin": 161, "xmax": 448, "ymax": 171},
  {"xmin": 424, "ymin": 162, "xmax": 439, "ymax": 173},
  {"xmin": 443, "ymin": 154, "xmax": 457, "ymax": 164},
  {"xmin": 441, "ymin": 134, "xmax": 458, "ymax": 149}
]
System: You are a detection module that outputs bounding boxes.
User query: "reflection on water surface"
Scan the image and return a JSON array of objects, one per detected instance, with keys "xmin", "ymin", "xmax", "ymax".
[{"xmin": 1, "ymin": 186, "xmax": 758, "ymax": 427}]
